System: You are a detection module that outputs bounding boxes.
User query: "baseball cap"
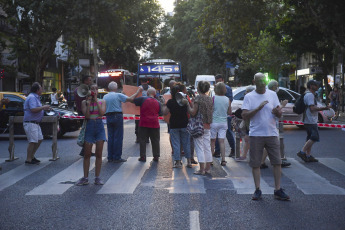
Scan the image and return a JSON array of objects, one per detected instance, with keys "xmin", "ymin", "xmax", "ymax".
[{"xmin": 307, "ymin": 80, "xmax": 320, "ymax": 89}]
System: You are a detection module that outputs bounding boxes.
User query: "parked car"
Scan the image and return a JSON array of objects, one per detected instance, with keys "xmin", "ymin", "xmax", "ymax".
[
  {"xmin": 0, "ymin": 92, "xmax": 81, "ymax": 138},
  {"xmin": 231, "ymin": 86, "xmax": 334, "ymax": 124}
]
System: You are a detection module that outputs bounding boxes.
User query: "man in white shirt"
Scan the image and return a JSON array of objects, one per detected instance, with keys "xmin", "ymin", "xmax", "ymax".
[{"xmin": 242, "ymin": 73, "xmax": 290, "ymax": 201}]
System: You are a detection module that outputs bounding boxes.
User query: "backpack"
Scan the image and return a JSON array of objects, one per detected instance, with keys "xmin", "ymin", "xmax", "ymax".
[{"xmin": 293, "ymin": 93, "xmax": 306, "ymax": 114}]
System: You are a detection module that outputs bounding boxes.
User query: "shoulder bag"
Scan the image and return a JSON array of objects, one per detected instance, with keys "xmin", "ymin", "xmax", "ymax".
[{"xmin": 77, "ymin": 120, "xmax": 87, "ymax": 147}]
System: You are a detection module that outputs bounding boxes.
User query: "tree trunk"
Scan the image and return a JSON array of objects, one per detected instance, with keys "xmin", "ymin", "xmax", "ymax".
[{"xmin": 93, "ymin": 40, "xmax": 99, "ymax": 84}]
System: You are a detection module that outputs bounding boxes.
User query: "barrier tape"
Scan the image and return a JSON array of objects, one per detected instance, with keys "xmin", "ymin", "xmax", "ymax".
[
  {"xmin": 62, "ymin": 115, "xmax": 164, "ymax": 120},
  {"xmin": 281, "ymin": 120, "xmax": 345, "ymax": 128},
  {"xmin": 61, "ymin": 115, "xmax": 345, "ymax": 128}
]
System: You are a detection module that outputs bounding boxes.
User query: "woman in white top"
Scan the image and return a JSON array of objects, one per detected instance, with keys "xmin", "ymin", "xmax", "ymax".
[
  {"xmin": 210, "ymin": 82, "xmax": 231, "ymax": 166},
  {"xmin": 51, "ymin": 88, "xmax": 59, "ymax": 105}
]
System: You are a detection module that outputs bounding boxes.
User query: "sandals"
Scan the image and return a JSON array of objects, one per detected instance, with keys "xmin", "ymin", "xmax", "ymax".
[
  {"xmin": 221, "ymin": 161, "xmax": 227, "ymax": 166},
  {"xmin": 187, "ymin": 163, "xmax": 193, "ymax": 168}
]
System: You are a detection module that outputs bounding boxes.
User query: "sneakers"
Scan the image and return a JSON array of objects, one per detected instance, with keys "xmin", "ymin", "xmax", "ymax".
[
  {"xmin": 297, "ymin": 151, "xmax": 308, "ymax": 162},
  {"xmin": 307, "ymin": 155, "xmax": 319, "ymax": 162},
  {"xmin": 228, "ymin": 149, "xmax": 235, "ymax": 157},
  {"xmin": 113, "ymin": 158, "xmax": 127, "ymax": 163},
  {"xmin": 138, "ymin": 156, "xmax": 146, "ymax": 162},
  {"xmin": 260, "ymin": 163, "xmax": 268, "ymax": 169},
  {"xmin": 25, "ymin": 159, "xmax": 39, "ymax": 165},
  {"xmin": 32, "ymin": 157, "xmax": 41, "ymax": 163},
  {"xmin": 274, "ymin": 188, "xmax": 290, "ymax": 201},
  {"xmin": 173, "ymin": 160, "xmax": 182, "ymax": 168},
  {"xmin": 76, "ymin": 177, "xmax": 89, "ymax": 186},
  {"xmin": 281, "ymin": 159, "xmax": 291, "ymax": 167},
  {"xmin": 94, "ymin": 177, "xmax": 104, "ymax": 185},
  {"xmin": 153, "ymin": 156, "xmax": 159, "ymax": 162},
  {"xmin": 252, "ymin": 188, "xmax": 262, "ymax": 200}
]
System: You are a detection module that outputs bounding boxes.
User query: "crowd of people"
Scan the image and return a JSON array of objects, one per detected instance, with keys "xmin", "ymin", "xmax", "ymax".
[{"xmin": 20, "ymin": 72, "xmax": 339, "ymax": 201}]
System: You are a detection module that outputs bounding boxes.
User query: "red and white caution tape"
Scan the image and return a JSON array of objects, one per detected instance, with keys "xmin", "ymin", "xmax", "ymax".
[
  {"xmin": 62, "ymin": 115, "xmax": 164, "ymax": 120},
  {"xmin": 281, "ymin": 120, "xmax": 345, "ymax": 128},
  {"xmin": 60, "ymin": 115, "xmax": 345, "ymax": 128}
]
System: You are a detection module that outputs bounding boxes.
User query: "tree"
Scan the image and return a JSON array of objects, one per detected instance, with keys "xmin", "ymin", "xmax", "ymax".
[
  {"xmin": 2, "ymin": 0, "xmax": 77, "ymax": 83},
  {"xmin": 151, "ymin": 0, "xmax": 232, "ymax": 84}
]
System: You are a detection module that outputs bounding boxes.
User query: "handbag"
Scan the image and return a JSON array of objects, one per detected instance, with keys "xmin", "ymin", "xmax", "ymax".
[
  {"xmin": 77, "ymin": 120, "xmax": 87, "ymax": 147},
  {"xmin": 187, "ymin": 112, "xmax": 204, "ymax": 138}
]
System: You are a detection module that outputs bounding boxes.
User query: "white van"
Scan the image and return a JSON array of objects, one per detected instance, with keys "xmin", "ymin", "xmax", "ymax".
[{"xmin": 194, "ymin": 75, "xmax": 215, "ymax": 95}]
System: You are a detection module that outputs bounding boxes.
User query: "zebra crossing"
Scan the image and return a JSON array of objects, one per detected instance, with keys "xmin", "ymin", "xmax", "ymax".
[{"xmin": 1, "ymin": 156, "xmax": 345, "ymax": 196}]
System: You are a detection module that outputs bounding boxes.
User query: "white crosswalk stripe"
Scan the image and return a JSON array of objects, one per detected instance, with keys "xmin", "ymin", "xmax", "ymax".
[
  {"xmin": 26, "ymin": 157, "xmax": 103, "ymax": 195},
  {"xmin": 0, "ymin": 158, "xmax": 52, "ymax": 192},
  {"xmin": 1, "ymin": 157, "xmax": 345, "ymax": 195},
  {"xmin": 283, "ymin": 158, "xmax": 345, "ymax": 195},
  {"xmin": 216, "ymin": 157, "xmax": 274, "ymax": 194},
  {"xmin": 168, "ymin": 158, "xmax": 205, "ymax": 194},
  {"xmin": 97, "ymin": 157, "xmax": 153, "ymax": 194},
  {"xmin": 318, "ymin": 158, "xmax": 345, "ymax": 177}
]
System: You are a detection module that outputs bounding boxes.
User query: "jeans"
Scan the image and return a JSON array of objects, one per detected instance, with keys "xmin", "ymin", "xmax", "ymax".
[
  {"xmin": 215, "ymin": 116, "xmax": 235, "ymax": 153},
  {"xmin": 106, "ymin": 114, "xmax": 124, "ymax": 161},
  {"xmin": 170, "ymin": 128, "xmax": 191, "ymax": 161}
]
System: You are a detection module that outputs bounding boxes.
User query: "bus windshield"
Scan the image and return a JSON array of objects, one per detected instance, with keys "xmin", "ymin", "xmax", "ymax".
[{"xmin": 137, "ymin": 59, "xmax": 182, "ymax": 91}]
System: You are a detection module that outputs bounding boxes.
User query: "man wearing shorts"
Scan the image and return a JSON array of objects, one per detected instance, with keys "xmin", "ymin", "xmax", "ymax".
[
  {"xmin": 23, "ymin": 82, "xmax": 51, "ymax": 164},
  {"xmin": 242, "ymin": 73, "xmax": 290, "ymax": 201},
  {"xmin": 297, "ymin": 80, "xmax": 331, "ymax": 162}
]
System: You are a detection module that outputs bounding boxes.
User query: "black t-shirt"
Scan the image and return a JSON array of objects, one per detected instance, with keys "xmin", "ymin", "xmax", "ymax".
[{"xmin": 167, "ymin": 99, "xmax": 188, "ymax": 129}]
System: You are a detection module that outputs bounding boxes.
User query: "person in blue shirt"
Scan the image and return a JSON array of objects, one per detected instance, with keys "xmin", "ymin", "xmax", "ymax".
[
  {"xmin": 23, "ymin": 82, "xmax": 51, "ymax": 164},
  {"xmin": 103, "ymin": 81, "xmax": 142, "ymax": 163},
  {"xmin": 213, "ymin": 74, "xmax": 235, "ymax": 158}
]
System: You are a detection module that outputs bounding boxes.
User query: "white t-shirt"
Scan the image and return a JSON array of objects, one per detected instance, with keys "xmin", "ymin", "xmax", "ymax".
[
  {"xmin": 242, "ymin": 90, "xmax": 280, "ymax": 137},
  {"xmin": 303, "ymin": 91, "xmax": 318, "ymax": 124},
  {"xmin": 51, "ymin": 93, "xmax": 58, "ymax": 105}
]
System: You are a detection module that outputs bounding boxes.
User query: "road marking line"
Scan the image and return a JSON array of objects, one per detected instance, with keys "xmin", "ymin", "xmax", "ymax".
[
  {"xmin": 318, "ymin": 158, "xmax": 345, "ymax": 177},
  {"xmin": 168, "ymin": 158, "xmax": 205, "ymax": 194},
  {"xmin": 190, "ymin": 211, "xmax": 201, "ymax": 230},
  {"xmin": 284, "ymin": 158, "xmax": 345, "ymax": 195},
  {"xmin": 0, "ymin": 158, "xmax": 52, "ymax": 192},
  {"xmin": 26, "ymin": 157, "xmax": 101, "ymax": 195},
  {"xmin": 219, "ymin": 157, "xmax": 274, "ymax": 194},
  {"xmin": 97, "ymin": 157, "xmax": 153, "ymax": 194}
]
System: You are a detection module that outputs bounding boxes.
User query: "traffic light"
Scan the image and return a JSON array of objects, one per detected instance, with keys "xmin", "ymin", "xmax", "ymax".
[{"xmin": 0, "ymin": 69, "xmax": 4, "ymax": 79}]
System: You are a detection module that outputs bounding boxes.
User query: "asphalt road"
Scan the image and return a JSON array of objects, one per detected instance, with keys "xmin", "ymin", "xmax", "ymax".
[{"xmin": 0, "ymin": 120, "xmax": 345, "ymax": 230}]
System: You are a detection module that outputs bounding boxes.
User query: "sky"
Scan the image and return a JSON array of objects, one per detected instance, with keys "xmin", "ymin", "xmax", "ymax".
[{"xmin": 157, "ymin": 0, "xmax": 175, "ymax": 13}]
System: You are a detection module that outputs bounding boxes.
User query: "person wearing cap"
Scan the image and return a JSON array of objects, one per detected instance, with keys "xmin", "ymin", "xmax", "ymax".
[{"xmin": 297, "ymin": 80, "xmax": 331, "ymax": 163}]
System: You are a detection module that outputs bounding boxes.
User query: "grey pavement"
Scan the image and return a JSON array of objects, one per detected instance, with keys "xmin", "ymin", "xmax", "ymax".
[{"xmin": 0, "ymin": 120, "xmax": 345, "ymax": 229}]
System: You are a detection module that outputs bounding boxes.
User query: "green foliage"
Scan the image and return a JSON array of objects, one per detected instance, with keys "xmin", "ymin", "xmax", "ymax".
[
  {"xmin": 151, "ymin": 0, "xmax": 229, "ymax": 84},
  {"xmin": 1, "ymin": 0, "xmax": 162, "ymax": 82}
]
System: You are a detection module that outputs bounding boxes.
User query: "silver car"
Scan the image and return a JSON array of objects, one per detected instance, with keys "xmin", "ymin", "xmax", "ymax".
[{"xmin": 231, "ymin": 86, "xmax": 333, "ymax": 124}]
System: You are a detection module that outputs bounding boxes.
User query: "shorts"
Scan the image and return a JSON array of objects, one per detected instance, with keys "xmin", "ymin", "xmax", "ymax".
[
  {"xmin": 210, "ymin": 122, "xmax": 227, "ymax": 139},
  {"xmin": 304, "ymin": 124, "xmax": 319, "ymax": 142},
  {"xmin": 23, "ymin": 123, "xmax": 43, "ymax": 143},
  {"xmin": 84, "ymin": 119, "xmax": 107, "ymax": 144},
  {"xmin": 249, "ymin": 136, "xmax": 281, "ymax": 168}
]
